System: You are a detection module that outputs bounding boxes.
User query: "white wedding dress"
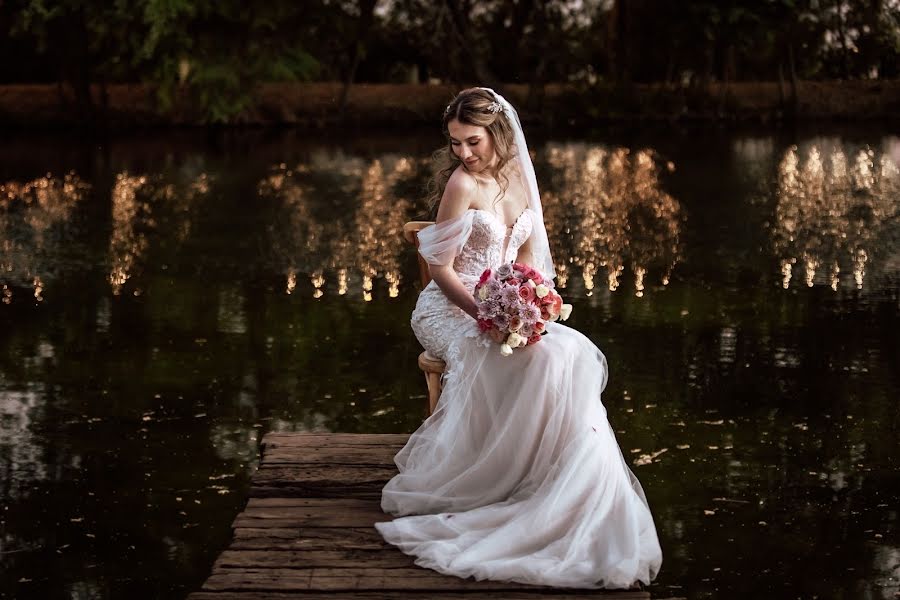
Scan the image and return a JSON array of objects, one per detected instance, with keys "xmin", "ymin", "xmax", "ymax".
[{"xmin": 375, "ymin": 207, "xmax": 662, "ymax": 589}]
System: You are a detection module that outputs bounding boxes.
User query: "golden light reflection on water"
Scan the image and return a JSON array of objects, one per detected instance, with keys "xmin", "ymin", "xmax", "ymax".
[
  {"xmin": 774, "ymin": 144, "xmax": 900, "ymax": 291},
  {"xmin": 541, "ymin": 144, "xmax": 683, "ymax": 297},
  {"xmin": 108, "ymin": 172, "xmax": 209, "ymax": 295},
  {"xmin": 0, "ymin": 173, "xmax": 90, "ymax": 303},
  {"xmin": 259, "ymin": 146, "xmax": 683, "ymax": 299},
  {"xmin": 260, "ymin": 156, "xmax": 417, "ymax": 300}
]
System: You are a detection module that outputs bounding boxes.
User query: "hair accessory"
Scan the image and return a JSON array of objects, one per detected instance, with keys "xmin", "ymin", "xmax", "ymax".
[{"xmin": 487, "ymin": 101, "xmax": 502, "ymax": 114}]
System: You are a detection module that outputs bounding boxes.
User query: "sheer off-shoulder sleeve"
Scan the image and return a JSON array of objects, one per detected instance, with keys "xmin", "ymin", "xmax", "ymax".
[{"xmin": 417, "ymin": 210, "xmax": 474, "ymax": 266}]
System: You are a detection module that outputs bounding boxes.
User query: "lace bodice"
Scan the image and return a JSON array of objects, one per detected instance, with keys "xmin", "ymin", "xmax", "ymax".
[
  {"xmin": 411, "ymin": 208, "xmax": 534, "ymax": 361},
  {"xmin": 454, "ymin": 209, "xmax": 533, "ymax": 279}
]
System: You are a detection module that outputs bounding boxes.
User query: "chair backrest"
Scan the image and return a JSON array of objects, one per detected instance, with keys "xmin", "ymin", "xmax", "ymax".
[{"xmin": 403, "ymin": 221, "xmax": 434, "ymax": 288}]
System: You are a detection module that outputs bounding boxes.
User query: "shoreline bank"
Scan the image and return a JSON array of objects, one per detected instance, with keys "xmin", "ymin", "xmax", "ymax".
[{"xmin": 2, "ymin": 81, "xmax": 898, "ymax": 129}]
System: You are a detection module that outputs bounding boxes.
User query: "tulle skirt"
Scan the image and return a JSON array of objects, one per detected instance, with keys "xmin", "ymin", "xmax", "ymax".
[{"xmin": 375, "ymin": 300, "xmax": 663, "ymax": 589}]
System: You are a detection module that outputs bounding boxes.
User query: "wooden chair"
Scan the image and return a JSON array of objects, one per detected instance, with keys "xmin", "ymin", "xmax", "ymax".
[{"xmin": 403, "ymin": 221, "xmax": 447, "ymax": 415}]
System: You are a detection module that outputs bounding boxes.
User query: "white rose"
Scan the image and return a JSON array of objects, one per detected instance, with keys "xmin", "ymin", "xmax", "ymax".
[
  {"xmin": 527, "ymin": 279, "xmax": 537, "ymax": 288},
  {"xmin": 535, "ymin": 284, "xmax": 549, "ymax": 298},
  {"xmin": 507, "ymin": 332, "xmax": 526, "ymax": 348},
  {"xmin": 560, "ymin": 303, "xmax": 573, "ymax": 321},
  {"xmin": 499, "ymin": 343, "xmax": 513, "ymax": 356},
  {"xmin": 478, "ymin": 286, "xmax": 488, "ymax": 300}
]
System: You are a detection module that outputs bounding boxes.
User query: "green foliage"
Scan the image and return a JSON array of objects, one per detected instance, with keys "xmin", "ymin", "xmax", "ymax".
[
  {"xmin": 9, "ymin": 0, "xmax": 320, "ymax": 123},
  {"xmin": 4, "ymin": 0, "xmax": 900, "ymax": 124}
]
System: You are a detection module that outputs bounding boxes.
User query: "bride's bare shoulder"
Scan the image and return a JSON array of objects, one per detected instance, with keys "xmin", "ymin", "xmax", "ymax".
[{"xmin": 436, "ymin": 166, "xmax": 477, "ymax": 223}]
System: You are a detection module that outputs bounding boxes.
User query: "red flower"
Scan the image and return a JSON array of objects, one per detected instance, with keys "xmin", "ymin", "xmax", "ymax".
[
  {"xmin": 477, "ymin": 318, "xmax": 493, "ymax": 332},
  {"xmin": 477, "ymin": 269, "xmax": 492, "ymax": 286},
  {"xmin": 528, "ymin": 333, "xmax": 543, "ymax": 345}
]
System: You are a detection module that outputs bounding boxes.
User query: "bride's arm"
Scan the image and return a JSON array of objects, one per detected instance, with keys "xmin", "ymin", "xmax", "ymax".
[
  {"xmin": 515, "ymin": 235, "xmax": 535, "ymax": 270},
  {"xmin": 427, "ymin": 173, "xmax": 479, "ymax": 319}
]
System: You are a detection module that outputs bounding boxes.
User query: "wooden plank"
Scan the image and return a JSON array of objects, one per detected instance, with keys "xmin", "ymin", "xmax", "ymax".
[
  {"xmin": 202, "ymin": 567, "xmax": 640, "ymax": 592},
  {"xmin": 262, "ymin": 433, "xmax": 409, "ymax": 447},
  {"xmin": 213, "ymin": 549, "xmax": 415, "ymax": 570},
  {"xmin": 232, "ymin": 505, "xmax": 389, "ymax": 529},
  {"xmin": 248, "ymin": 485, "xmax": 382, "ymax": 499},
  {"xmin": 249, "ymin": 465, "xmax": 396, "ymax": 499},
  {"xmin": 188, "ymin": 591, "xmax": 651, "ymax": 599},
  {"xmin": 231, "ymin": 527, "xmax": 389, "ymax": 551},
  {"xmin": 261, "ymin": 447, "xmax": 398, "ymax": 465},
  {"xmin": 252, "ymin": 465, "xmax": 397, "ymax": 484},
  {"xmin": 244, "ymin": 498, "xmax": 380, "ymax": 509}
]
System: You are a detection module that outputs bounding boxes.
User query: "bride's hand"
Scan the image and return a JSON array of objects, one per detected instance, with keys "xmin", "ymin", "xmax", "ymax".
[{"xmin": 428, "ymin": 263, "xmax": 479, "ymax": 319}]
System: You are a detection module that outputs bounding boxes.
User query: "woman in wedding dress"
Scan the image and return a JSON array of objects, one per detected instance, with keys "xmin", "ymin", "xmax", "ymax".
[{"xmin": 374, "ymin": 88, "xmax": 662, "ymax": 589}]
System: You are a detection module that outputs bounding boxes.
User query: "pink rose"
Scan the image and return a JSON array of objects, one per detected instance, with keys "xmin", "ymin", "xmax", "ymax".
[
  {"xmin": 548, "ymin": 295, "xmax": 563, "ymax": 316},
  {"xmin": 477, "ymin": 318, "xmax": 493, "ymax": 332},
  {"xmin": 509, "ymin": 316, "xmax": 523, "ymax": 332},
  {"xmin": 528, "ymin": 333, "xmax": 542, "ymax": 345},
  {"xmin": 517, "ymin": 285, "xmax": 535, "ymax": 302},
  {"xmin": 533, "ymin": 321, "xmax": 545, "ymax": 333},
  {"xmin": 529, "ymin": 271, "xmax": 543, "ymax": 284},
  {"xmin": 478, "ymin": 269, "xmax": 492, "ymax": 286},
  {"xmin": 540, "ymin": 307, "xmax": 551, "ymax": 321},
  {"xmin": 512, "ymin": 262, "xmax": 527, "ymax": 273}
]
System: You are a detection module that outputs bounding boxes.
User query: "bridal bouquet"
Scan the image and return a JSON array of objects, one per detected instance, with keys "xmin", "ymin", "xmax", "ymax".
[{"xmin": 474, "ymin": 263, "xmax": 572, "ymax": 356}]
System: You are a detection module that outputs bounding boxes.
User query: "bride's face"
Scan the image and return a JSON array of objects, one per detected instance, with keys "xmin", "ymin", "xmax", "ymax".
[{"xmin": 448, "ymin": 119, "xmax": 496, "ymax": 173}]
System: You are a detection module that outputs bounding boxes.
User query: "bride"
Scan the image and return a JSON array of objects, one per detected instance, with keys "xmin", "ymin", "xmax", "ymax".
[{"xmin": 374, "ymin": 88, "xmax": 662, "ymax": 589}]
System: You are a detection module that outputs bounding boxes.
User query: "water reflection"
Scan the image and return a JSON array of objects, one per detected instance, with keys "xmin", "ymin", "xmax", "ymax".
[
  {"xmin": 257, "ymin": 144, "xmax": 684, "ymax": 300},
  {"xmin": 0, "ymin": 130, "xmax": 898, "ymax": 600},
  {"xmin": 258, "ymin": 155, "xmax": 419, "ymax": 300},
  {"xmin": 774, "ymin": 144, "xmax": 900, "ymax": 291},
  {"xmin": 0, "ymin": 173, "xmax": 90, "ymax": 303},
  {"xmin": 541, "ymin": 144, "xmax": 683, "ymax": 297},
  {"xmin": 108, "ymin": 172, "xmax": 209, "ymax": 295}
]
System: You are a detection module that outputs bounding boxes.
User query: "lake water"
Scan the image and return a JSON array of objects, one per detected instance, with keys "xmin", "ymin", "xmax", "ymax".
[{"xmin": 1, "ymin": 125, "xmax": 898, "ymax": 599}]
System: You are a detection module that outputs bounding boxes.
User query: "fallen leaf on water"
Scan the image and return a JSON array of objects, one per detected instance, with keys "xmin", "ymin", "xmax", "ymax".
[{"xmin": 634, "ymin": 448, "xmax": 668, "ymax": 466}]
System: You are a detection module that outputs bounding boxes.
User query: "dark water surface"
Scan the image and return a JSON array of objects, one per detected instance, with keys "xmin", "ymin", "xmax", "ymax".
[{"xmin": 1, "ymin": 125, "xmax": 898, "ymax": 599}]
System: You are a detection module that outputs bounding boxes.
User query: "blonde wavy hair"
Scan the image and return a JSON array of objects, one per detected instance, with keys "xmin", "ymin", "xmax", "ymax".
[{"xmin": 426, "ymin": 88, "xmax": 517, "ymax": 213}]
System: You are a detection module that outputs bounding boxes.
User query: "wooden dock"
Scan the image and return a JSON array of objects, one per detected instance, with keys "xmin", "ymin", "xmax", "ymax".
[{"xmin": 187, "ymin": 432, "xmax": 653, "ymax": 599}]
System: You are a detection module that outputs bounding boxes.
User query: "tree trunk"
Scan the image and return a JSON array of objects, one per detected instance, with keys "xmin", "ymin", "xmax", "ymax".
[
  {"xmin": 70, "ymin": 7, "xmax": 95, "ymax": 128},
  {"xmin": 444, "ymin": 0, "xmax": 496, "ymax": 83},
  {"xmin": 777, "ymin": 62, "xmax": 786, "ymax": 108},
  {"xmin": 611, "ymin": 0, "xmax": 630, "ymax": 83},
  {"xmin": 788, "ymin": 42, "xmax": 799, "ymax": 115},
  {"xmin": 338, "ymin": 0, "xmax": 378, "ymax": 120}
]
